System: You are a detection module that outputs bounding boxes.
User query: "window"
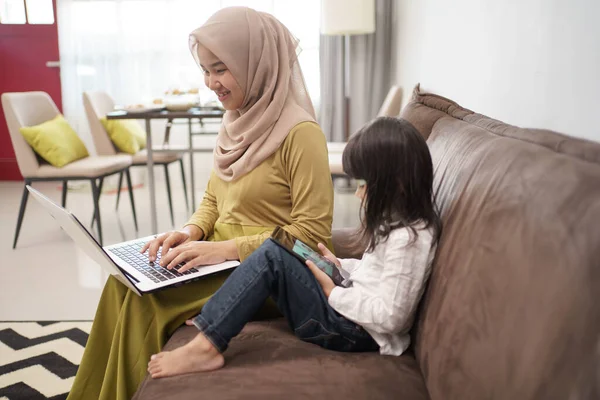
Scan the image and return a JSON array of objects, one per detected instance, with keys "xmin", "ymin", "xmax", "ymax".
[
  {"xmin": 0, "ymin": 0, "xmax": 27, "ymax": 24},
  {"xmin": 58, "ymin": 0, "xmax": 322, "ymax": 137},
  {"xmin": 0, "ymin": 0, "xmax": 54, "ymax": 24},
  {"xmin": 25, "ymin": 0, "xmax": 54, "ymax": 24}
]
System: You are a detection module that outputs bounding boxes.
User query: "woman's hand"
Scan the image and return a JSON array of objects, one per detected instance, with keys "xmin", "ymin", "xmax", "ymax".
[
  {"xmin": 141, "ymin": 230, "xmax": 192, "ymax": 262},
  {"xmin": 141, "ymin": 226, "xmax": 204, "ymax": 262},
  {"xmin": 305, "ymin": 243, "xmax": 340, "ymax": 299},
  {"xmin": 159, "ymin": 240, "xmax": 239, "ymax": 272}
]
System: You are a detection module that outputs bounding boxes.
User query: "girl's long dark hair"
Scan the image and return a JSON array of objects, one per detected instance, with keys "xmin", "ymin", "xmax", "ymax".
[{"xmin": 342, "ymin": 117, "xmax": 441, "ymax": 252}]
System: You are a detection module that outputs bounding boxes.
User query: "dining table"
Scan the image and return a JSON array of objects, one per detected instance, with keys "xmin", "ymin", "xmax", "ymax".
[{"xmin": 106, "ymin": 107, "xmax": 224, "ymax": 234}]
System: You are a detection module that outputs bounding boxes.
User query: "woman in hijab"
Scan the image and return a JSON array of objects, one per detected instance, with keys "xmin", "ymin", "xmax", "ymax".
[{"xmin": 67, "ymin": 7, "xmax": 333, "ymax": 400}]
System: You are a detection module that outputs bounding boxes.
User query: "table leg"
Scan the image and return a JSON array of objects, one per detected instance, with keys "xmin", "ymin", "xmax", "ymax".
[
  {"xmin": 189, "ymin": 118, "xmax": 196, "ymax": 209},
  {"xmin": 146, "ymin": 119, "xmax": 158, "ymax": 234}
]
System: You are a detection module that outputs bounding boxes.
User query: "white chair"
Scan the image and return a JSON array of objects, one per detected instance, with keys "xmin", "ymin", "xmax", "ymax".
[
  {"xmin": 2, "ymin": 91, "xmax": 134, "ymax": 247},
  {"xmin": 327, "ymin": 142, "xmax": 347, "ymax": 179},
  {"xmin": 376, "ymin": 85, "xmax": 403, "ymax": 117},
  {"xmin": 83, "ymin": 91, "xmax": 188, "ymax": 227},
  {"xmin": 328, "ymin": 85, "xmax": 403, "ymax": 178}
]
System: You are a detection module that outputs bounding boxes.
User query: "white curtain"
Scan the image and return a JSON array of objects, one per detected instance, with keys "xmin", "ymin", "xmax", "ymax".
[
  {"xmin": 57, "ymin": 0, "xmax": 321, "ymax": 153},
  {"xmin": 319, "ymin": 0, "xmax": 393, "ymax": 142}
]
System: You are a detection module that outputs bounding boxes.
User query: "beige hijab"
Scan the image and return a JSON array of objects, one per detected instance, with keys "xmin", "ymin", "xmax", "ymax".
[{"xmin": 189, "ymin": 7, "xmax": 316, "ymax": 182}]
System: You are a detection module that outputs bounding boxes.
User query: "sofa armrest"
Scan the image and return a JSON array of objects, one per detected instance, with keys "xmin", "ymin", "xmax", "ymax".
[{"xmin": 332, "ymin": 228, "xmax": 367, "ymax": 259}]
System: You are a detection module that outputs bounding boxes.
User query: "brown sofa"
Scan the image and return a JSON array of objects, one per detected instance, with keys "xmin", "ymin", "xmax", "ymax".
[{"xmin": 134, "ymin": 86, "xmax": 600, "ymax": 400}]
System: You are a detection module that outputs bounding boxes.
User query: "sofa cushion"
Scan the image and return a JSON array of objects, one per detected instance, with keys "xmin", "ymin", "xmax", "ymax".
[
  {"xmin": 133, "ymin": 319, "xmax": 429, "ymax": 400},
  {"xmin": 401, "ymin": 85, "xmax": 600, "ymax": 399}
]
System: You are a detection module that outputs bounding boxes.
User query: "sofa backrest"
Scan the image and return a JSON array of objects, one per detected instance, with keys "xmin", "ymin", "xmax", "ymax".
[{"xmin": 401, "ymin": 85, "xmax": 600, "ymax": 400}]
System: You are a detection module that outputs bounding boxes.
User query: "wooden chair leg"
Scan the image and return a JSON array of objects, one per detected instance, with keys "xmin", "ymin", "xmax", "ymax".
[
  {"xmin": 178, "ymin": 159, "xmax": 189, "ymax": 211},
  {"xmin": 125, "ymin": 169, "xmax": 139, "ymax": 231},
  {"xmin": 90, "ymin": 179, "xmax": 103, "ymax": 245},
  {"xmin": 61, "ymin": 180, "xmax": 68, "ymax": 208},
  {"xmin": 13, "ymin": 180, "xmax": 31, "ymax": 249},
  {"xmin": 115, "ymin": 171, "xmax": 124, "ymax": 210},
  {"xmin": 164, "ymin": 164, "xmax": 175, "ymax": 227}
]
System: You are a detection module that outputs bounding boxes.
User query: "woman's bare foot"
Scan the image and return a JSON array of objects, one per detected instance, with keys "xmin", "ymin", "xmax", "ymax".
[{"xmin": 147, "ymin": 332, "xmax": 225, "ymax": 378}]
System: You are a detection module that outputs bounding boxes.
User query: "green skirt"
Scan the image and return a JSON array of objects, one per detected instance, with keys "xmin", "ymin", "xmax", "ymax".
[{"xmin": 67, "ymin": 271, "xmax": 279, "ymax": 400}]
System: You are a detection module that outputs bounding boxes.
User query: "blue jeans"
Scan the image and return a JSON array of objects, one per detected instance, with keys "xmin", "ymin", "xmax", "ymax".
[{"xmin": 192, "ymin": 239, "xmax": 379, "ymax": 353}]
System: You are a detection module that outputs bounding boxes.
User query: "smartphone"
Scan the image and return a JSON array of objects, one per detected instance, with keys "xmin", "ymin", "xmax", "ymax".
[{"xmin": 270, "ymin": 227, "xmax": 344, "ymax": 286}]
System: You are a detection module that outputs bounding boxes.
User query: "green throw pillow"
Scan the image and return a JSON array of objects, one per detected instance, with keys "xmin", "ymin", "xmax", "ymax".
[
  {"xmin": 100, "ymin": 118, "xmax": 147, "ymax": 154},
  {"xmin": 20, "ymin": 115, "xmax": 89, "ymax": 168}
]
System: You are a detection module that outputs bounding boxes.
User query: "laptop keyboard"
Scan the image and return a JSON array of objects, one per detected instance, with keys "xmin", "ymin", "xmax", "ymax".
[{"xmin": 110, "ymin": 240, "xmax": 199, "ymax": 283}]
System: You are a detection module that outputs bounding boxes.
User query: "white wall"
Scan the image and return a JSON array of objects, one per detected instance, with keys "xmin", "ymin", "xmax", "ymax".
[{"xmin": 392, "ymin": 0, "xmax": 600, "ymax": 142}]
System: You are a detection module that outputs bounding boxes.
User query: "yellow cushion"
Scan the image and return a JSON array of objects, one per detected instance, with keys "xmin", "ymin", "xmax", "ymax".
[
  {"xmin": 20, "ymin": 115, "xmax": 89, "ymax": 168},
  {"xmin": 100, "ymin": 118, "xmax": 147, "ymax": 154}
]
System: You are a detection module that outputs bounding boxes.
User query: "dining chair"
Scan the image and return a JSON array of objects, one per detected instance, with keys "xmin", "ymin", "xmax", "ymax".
[
  {"xmin": 376, "ymin": 85, "xmax": 403, "ymax": 117},
  {"xmin": 2, "ymin": 91, "xmax": 134, "ymax": 247},
  {"xmin": 83, "ymin": 91, "xmax": 188, "ymax": 228}
]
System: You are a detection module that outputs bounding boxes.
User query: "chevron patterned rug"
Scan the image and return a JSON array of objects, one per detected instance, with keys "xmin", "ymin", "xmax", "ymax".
[{"xmin": 0, "ymin": 321, "xmax": 92, "ymax": 400}]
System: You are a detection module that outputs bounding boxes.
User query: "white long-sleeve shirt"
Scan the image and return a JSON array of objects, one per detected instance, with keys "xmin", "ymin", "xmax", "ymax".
[{"xmin": 328, "ymin": 224, "xmax": 435, "ymax": 356}]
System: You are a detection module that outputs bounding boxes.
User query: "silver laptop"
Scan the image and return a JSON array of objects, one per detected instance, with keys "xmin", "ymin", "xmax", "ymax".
[{"xmin": 27, "ymin": 185, "xmax": 240, "ymax": 296}]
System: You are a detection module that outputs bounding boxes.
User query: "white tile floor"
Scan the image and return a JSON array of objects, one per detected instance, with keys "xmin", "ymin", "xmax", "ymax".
[{"xmin": 0, "ymin": 153, "xmax": 361, "ymax": 321}]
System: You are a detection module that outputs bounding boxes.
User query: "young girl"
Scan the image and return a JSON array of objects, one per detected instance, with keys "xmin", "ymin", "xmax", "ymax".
[{"xmin": 148, "ymin": 117, "xmax": 441, "ymax": 377}]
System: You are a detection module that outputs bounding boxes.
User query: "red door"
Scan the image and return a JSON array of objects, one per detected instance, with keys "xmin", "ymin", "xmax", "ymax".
[{"xmin": 0, "ymin": 0, "xmax": 62, "ymax": 180}]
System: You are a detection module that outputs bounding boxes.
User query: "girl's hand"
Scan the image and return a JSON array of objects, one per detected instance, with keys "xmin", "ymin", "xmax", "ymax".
[
  {"xmin": 159, "ymin": 240, "xmax": 238, "ymax": 272},
  {"xmin": 315, "ymin": 243, "xmax": 341, "ymax": 269},
  {"xmin": 306, "ymin": 260, "xmax": 336, "ymax": 298}
]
